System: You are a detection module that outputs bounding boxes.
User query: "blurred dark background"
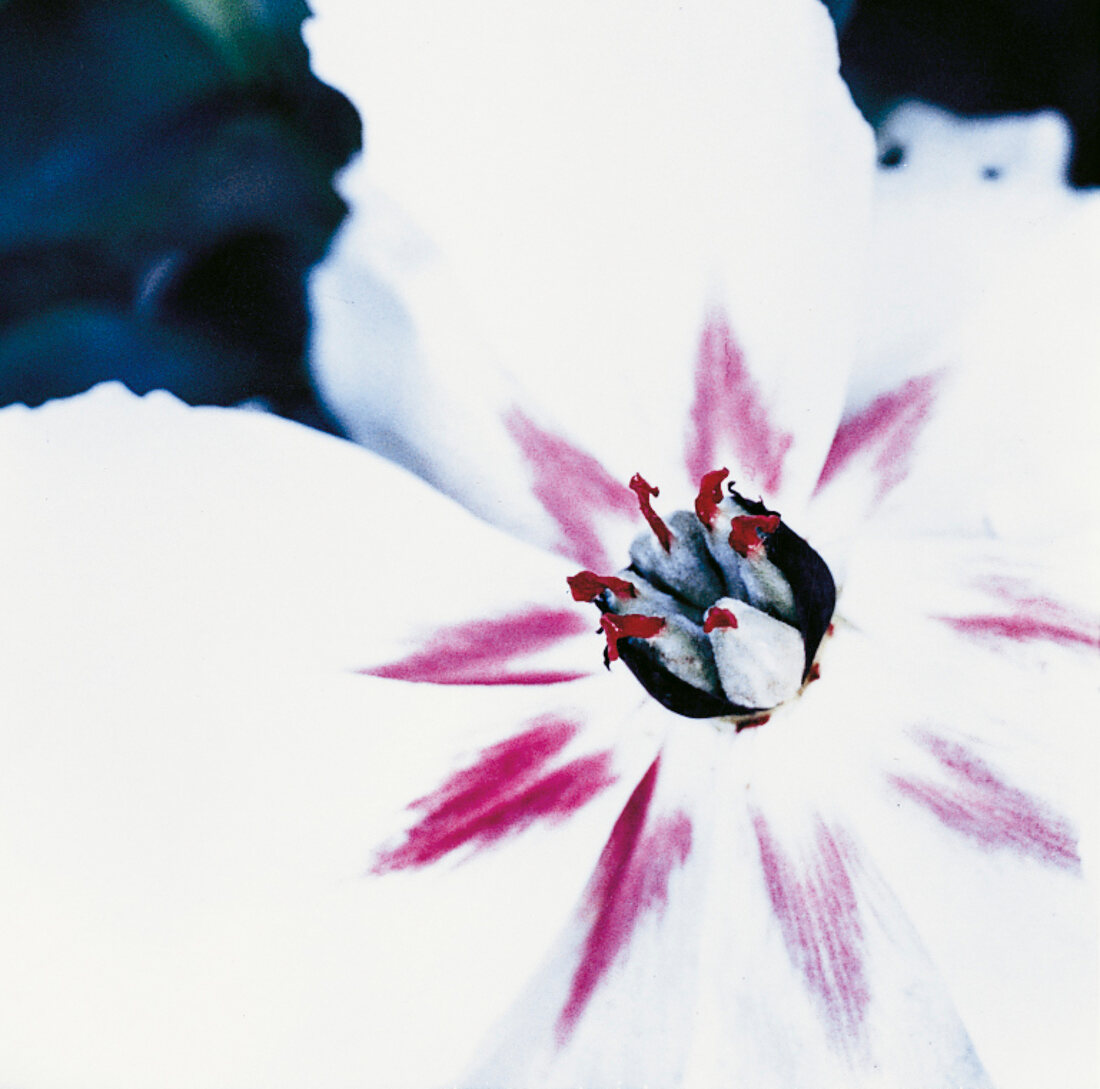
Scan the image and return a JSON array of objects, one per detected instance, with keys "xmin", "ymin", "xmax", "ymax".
[
  {"xmin": 0, "ymin": 0, "xmax": 1094, "ymax": 422},
  {"xmin": 835, "ymin": 0, "xmax": 1099, "ymax": 186},
  {"xmin": 0, "ymin": 0, "xmax": 359, "ymax": 427}
]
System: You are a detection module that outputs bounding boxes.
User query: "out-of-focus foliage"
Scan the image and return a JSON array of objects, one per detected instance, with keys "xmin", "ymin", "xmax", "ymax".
[{"xmin": 0, "ymin": 0, "xmax": 360, "ymax": 427}]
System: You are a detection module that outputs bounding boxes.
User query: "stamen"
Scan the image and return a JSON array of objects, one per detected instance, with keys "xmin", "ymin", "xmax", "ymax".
[
  {"xmin": 629, "ymin": 473, "xmax": 673, "ymax": 552},
  {"xmin": 568, "ymin": 571, "xmax": 638, "ymax": 602},
  {"xmin": 703, "ymin": 606, "xmax": 739, "ymax": 633},
  {"xmin": 728, "ymin": 514, "xmax": 781, "ymax": 557},
  {"xmin": 694, "ymin": 468, "xmax": 729, "ymax": 528},
  {"xmin": 600, "ymin": 613, "xmax": 666, "ymax": 661},
  {"xmin": 736, "ymin": 714, "xmax": 771, "ymax": 732}
]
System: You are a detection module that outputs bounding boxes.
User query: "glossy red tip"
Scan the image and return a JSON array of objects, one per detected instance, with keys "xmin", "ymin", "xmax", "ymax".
[
  {"xmin": 568, "ymin": 571, "xmax": 637, "ymax": 603},
  {"xmin": 693, "ymin": 467, "xmax": 729, "ymax": 529},
  {"xmin": 600, "ymin": 613, "xmax": 665, "ymax": 661},
  {"xmin": 629, "ymin": 473, "xmax": 673, "ymax": 552},
  {"xmin": 703, "ymin": 606, "xmax": 738, "ymax": 633},
  {"xmin": 728, "ymin": 514, "xmax": 780, "ymax": 557}
]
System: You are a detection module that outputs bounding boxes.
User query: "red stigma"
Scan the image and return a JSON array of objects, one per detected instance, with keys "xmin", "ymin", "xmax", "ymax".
[
  {"xmin": 600, "ymin": 613, "xmax": 665, "ymax": 661},
  {"xmin": 568, "ymin": 571, "xmax": 638, "ymax": 602},
  {"xmin": 629, "ymin": 473, "xmax": 673, "ymax": 552},
  {"xmin": 703, "ymin": 606, "xmax": 739, "ymax": 633},
  {"xmin": 694, "ymin": 467, "xmax": 729, "ymax": 528},
  {"xmin": 728, "ymin": 514, "xmax": 780, "ymax": 557}
]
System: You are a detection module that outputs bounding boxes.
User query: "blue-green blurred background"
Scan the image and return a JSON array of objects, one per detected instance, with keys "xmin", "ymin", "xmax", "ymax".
[
  {"xmin": 0, "ymin": 0, "xmax": 359, "ymax": 428},
  {"xmin": 0, "ymin": 0, "xmax": 1094, "ymax": 422}
]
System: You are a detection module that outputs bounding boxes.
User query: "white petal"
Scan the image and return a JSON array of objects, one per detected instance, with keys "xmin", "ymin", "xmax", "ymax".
[
  {"xmin": 687, "ymin": 758, "xmax": 995, "ymax": 1089},
  {"xmin": 0, "ymin": 384, "xmax": 588, "ymax": 674},
  {"xmin": 849, "ymin": 104, "xmax": 1084, "ymax": 408},
  {"xmin": 0, "ymin": 387, "xmax": 628, "ymax": 1087},
  {"xmin": 829, "ymin": 534, "xmax": 1098, "ymax": 1089},
  {"xmin": 306, "ymin": 0, "xmax": 874, "ymax": 519},
  {"xmin": 466, "ymin": 717, "xmax": 720, "ymax": 1089},
  {"xmin": 870, "ymin": 192, "xmax": 1100, "ymax": 539}
]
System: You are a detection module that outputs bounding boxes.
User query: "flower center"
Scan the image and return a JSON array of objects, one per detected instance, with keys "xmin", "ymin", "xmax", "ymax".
[{"xmin": 569, "ymin": 469, "xmax": 835, "ymax": 724}]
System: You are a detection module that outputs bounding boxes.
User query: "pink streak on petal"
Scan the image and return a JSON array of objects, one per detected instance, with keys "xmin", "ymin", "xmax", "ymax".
[
  {"xmin": 359, "ymin": 607, "xmax": 594, "ymax": 686},
  {"xmin": 937, "ymin": 613, "xmax": 1100, "ymax": 649},
  {"xmin": 684, "ymin": 311, "xmax": 793, "ymax": 495},
  {"xmin": 936, "ymin": 581, "xmax": 1100, "ymax": 651},
  {"xmin": 504, "ymin": 408, "xmax": 638, "ymax": 571},
  {"xmin": 372, "ymin": 717, "xmax": 617, "ymax": 872},
  {"xmin": 891, "ymin": 731, "xmax": 1080, "ymax": 871},
  {"xmin": 752, "ymin": 814, "xmax": 870, "ymax": 1049},
  {"xmin": 557, "ymin": 757, "xmax": 693, "ymax": 1044},
  {"xmin": 814, "ymin": 373, "xmax": 940, "ymax": 501}
]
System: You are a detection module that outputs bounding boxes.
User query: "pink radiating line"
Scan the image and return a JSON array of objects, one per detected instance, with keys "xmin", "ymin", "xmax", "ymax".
[
  {"xmin": 684, "ymin": 311, "xmax": 793, "ymax": 495},
  {"xmin": 936, "ymin": 581, "xmax": 1100, "ymax": 651},
  {"xmin": 372, "ymin": 717, "xmax": 616, "ymax": 872},
  {"xmin": 937, "ymin": 613, "xmax": 1100, "ymax": 649},
  {"xmin": 752, "ymin": 814, "xmax": 870, "ymax": 1050},
  {"xmin": 504, "ymin": 408, "xmax": 638, "ymax": 571},
  {"xmin": 359, "ymin": 606, "xmax": 593, "ymax": 686},
  {"xmin": 891, "ymin": 731, "xmax": 1079, "ymax": 870},
  {"xmin": 814, "ymin": 373, "xmax": 940, "ymax": 501},
  {"xmin": 557, "ymin": 757, "xmax": 693, "ymax": 1043}
]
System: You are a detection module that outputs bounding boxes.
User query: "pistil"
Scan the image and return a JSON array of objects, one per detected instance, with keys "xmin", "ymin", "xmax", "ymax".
[{"xmin": 570, "ymin": 469, "xmax": 835, "ymax": 722}]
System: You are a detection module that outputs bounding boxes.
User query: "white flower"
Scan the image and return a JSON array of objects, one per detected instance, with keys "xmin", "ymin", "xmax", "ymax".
[
  {"xmin": 346, "ymin": 307, "xmax": 1097, "ymax": 1089},
  {"xmin": 0, "ymin": 2, "xmax": 1095, "ymax": 1088}
]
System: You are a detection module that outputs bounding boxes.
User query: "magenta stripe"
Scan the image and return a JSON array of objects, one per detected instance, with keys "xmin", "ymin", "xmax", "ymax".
[
  {"xmin": 752, "ymin": 814, "xmax": 869, "ymax": 1050},
  {"xmin": 360, "ymin": 606, "xmax": 593, "ymax": 685},
  {"xmin": 936, "ymin": 613, "xmax": 1100, "ymax": 649},
  {"xmin": 891, "ymin": 731, "xmax": 1079, "ymax": 870},
  {"xmin": 814, "ymin": 373, "xmax": 939, "ymax": 501},
  {"xmin": 504, "ymin": 408, "xmax": 637, "ymax": 571},
  {"xmin": 556, "ymin": 757, "xmax": 693, "ymax": 1043},
  {"xmin": 372, "ymin": 717, "xmax": 617, "ymax": 872},
  {"xmin": 684, "ymin": 311, "xmax": 792, "ymax": 495}
]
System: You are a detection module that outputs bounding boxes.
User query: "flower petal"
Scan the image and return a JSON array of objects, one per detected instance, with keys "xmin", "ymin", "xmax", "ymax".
[
  {"xmin": 0, "ymin": 386, "xmax": 627, "ymax": 1086},
  {"xmin": 853, "ymin": 185, "xmax": 1100, "ymax": 539},
  {"xmin": 849, "ymin": 104, "xmax": 1085, "ymax": 409},
  {"xmin": 307, "ymin": 0, "xmax": 874, "ymax": 518},
  {"xmin": 699, "ymin": 803, "xmax": 995, "ymax": 1089},
  {"xmin": 830, "ymin": 535, "xmax": 1098, "ymax": 1089},
  {"xmin": 465, "ymin": 717, "xmax": 718, "ymax": 1088}
]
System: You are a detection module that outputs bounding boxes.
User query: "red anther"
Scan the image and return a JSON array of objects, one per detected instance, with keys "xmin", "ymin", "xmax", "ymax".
[
  {"xmin": 736, "ymin": 714, "xmax": 771, "ymax": 732},
  {"xmin": 827, "ymin": 623, "xmax": 835, "ymax": 636},
  {"xmin": 693, "ymin": 467, "xmax": 729, "ymax": 528},
  {"xmin": 567, "ymin": 571, "xmax": 638, "ymax": 602},
  {"xmin": 728, "ymin": 514, "xmax": 781, "ymax": 557},
  {"xmin": 703, "ymin": 606, "xmax": 739, "ymax": 633},
  {"xmin": 806, "ymin": 662, "xmax": 821, "ymax": 683},
  {"xmin": 628, "ymin": 473, "xmax": 673, "ymax": 552},
  {"xmin": 600, "ymin": 613, "xmax": 666, "ymax": 661}
]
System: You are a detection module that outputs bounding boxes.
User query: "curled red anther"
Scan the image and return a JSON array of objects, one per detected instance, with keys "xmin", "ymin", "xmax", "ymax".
[
  {"xmin": 806, "ymin": 662, "xmax": 822, "ymax": 683},
  {"xmin": 703, "ymin": 606, "xmax": 739, "ymax": 633},
  {"xmin": 567, "ymin": 571, "xmax": 637, "ymax": 602},
  {"xmin": 629, "ymin": 473, "xmax": 673, "ymax": 552},
  {"xmin": 600, "ymin": 613, "xmax": 665, "ymax": 661},
  {"xmin": 694, "ymin": 467, "xmax": 729, "ymax": 529},
  {"xmin": 736, "ymin": 714, "xmax": 771, "ymax": 732},
  {"xmin": 728, "ymin": 514, "xmax": 781, "ymax": 557}
]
